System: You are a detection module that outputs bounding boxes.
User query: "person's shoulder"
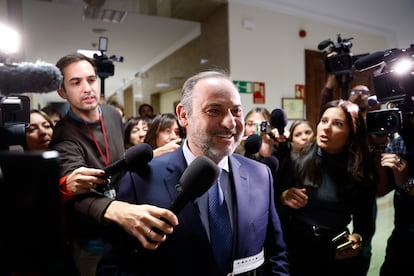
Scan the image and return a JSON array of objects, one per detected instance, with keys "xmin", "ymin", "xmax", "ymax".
[
  {"xmin": 151, "ymin": 148, "xmax": 183, "ymax": 165},
  {"xmin": 51, "ymin": 116, "xmax": 77, "ymax": 136},
  {"xmin": 102, "ymin": 104, "xmax": 121, "ymax": 117},
  {"xmin": 231, "ymin": 153, "xmax": 267, "ymax": 169}
]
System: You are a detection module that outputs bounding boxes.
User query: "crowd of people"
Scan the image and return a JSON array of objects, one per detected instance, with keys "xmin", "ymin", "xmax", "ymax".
[{"xmin": 10, "ymin": 51, "xmax": 414, "ymax": 276}]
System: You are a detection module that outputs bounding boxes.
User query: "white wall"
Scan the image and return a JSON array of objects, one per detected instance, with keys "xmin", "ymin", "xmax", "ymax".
[
  {"xmin": 229, "ymin": 1, "xmax": 390, "ymax": 113},
  {"xmin": 159, "ymin": 88, "xmax": 181, "ymax": 114}
]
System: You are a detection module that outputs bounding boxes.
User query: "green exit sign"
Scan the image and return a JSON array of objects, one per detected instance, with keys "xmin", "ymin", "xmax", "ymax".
[{"xmin": 233, "ymin": 80, "xmax": 253, "ymax": 93}]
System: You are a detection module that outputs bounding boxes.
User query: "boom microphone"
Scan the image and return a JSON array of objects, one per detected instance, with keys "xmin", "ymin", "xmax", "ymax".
[
  {"xmin": 270, "ymin": 108, "xmax": 288, "ymax": 136},
  {"xmin": 354, "ymin": 51, "xmax": 385, "ymax": 71},
  {"xmin": 169, "ymin": 156, "xmax": 220, "ymax": 214},
  {"xmin": 103, "ymin": 143, "xmax": 153, "ymax": 177},
  {"xmin": 0, "ymin": 61, "xmax": 62, "ymax": 95}
]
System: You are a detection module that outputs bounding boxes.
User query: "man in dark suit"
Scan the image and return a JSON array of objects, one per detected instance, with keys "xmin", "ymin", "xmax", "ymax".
[{"xmin": 97, "ymin": 70, "xmax": 289, "ymax": 275}]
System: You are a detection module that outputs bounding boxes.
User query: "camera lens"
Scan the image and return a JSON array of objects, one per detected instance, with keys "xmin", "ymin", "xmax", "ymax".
[
  {"xmin": 366, "ymin": 109, "xmax": 402, "ymax": 135},
  {"xmin": 378, "ymin": 113, "xmax": 396, "ymax": 131}
]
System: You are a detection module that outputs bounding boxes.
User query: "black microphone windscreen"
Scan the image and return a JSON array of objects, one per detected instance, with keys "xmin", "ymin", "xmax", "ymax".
[
  {"xmin": 124, "ymin": 143, "xmax": 153, "ymax": 169},
  {"xmin": 179, "ymin": 156, "xmax": 219, "ymax": 199},
  {"xmin": 270, "ymin": 108, "xmax": 288, "ymax": 135},
  {"xmin": 244, "ymin": 134, "xmax": 262, "ymax": 156},
  {"xmin": 0, "ymin": 61, "xmax": 62, "ymax": 95},
  {"xmin": 103, "ymin": 143, "xmax": 153, "ymax": 177},
  {"xmin": 354, "ymin": 51, "xmax": 385, "ymax": 71},
  {"xmin": 169, "ymin": 156, "xmax": 219, "ymax": 214}
]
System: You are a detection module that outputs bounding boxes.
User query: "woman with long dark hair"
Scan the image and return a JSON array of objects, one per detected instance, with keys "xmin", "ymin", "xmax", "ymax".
[{"xmin": 276, "ymin": 99, "xmax": 376, "ymax": 276}]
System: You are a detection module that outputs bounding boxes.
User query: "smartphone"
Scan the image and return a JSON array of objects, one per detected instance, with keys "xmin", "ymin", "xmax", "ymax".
[
  {"xmin": 260, "ymin": 120, "xmax": 268, "ymax": 134},
  {"xmin": 331, "ymin": 230, "xmax": 353, "ymax": 251}
]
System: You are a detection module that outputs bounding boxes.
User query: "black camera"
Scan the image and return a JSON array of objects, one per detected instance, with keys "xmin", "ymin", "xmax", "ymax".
[
  {"xmin": 318, "ymin": 34, "xmax": 355, "ymax": 75},
  {"xmin": 366, "ymin": 108, "xmax": 402, "ymax": 135},
  {"xmin": 362, "ymin": 45, "xmax": 414, "ymax": 135},
  {"xmin": 0, "ymin": 95, "xmax": 30, "ymax": 150},
  {"xmin": 93, "ymin": 37, "xmax": 124, "ymax": 79}
]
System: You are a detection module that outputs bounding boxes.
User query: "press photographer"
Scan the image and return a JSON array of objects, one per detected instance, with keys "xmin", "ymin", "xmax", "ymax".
[{"xmin": 318, "ymin": 34, "xmax": 368, "ymax": 100}]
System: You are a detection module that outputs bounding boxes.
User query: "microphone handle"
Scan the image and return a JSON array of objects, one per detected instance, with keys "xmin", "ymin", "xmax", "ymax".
[
  {"xmin": 103, "ymin": 159, "xmax": 125, "ymax": 177},
  {"xmin": 150, "ymin": 193, "xmax": 188, "ymax": 237}
]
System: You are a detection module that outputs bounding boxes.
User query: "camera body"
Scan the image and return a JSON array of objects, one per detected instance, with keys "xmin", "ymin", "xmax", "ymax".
[
  {"xmin": 93, "ymin": 36, "xmax": 124, "ymax": 79},
  {"xmin": 365, "ymin": 45, "xmax": 414, "ymax": 135},
  {"xmin": 318, "ymin": 34, "xmax": 355, "ymax": 75},
  {"xmin": 366, "ymin": 108, "xmax": 402, "ymax": 135},
  {"xmin": 0, "ymin": 95, "xmax": 30, "ymax": 150}
]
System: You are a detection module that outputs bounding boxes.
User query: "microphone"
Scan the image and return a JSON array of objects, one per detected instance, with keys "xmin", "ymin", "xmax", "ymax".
[
  {"xmin": 169, "ymin": 156, "xmax": 220, "ymax": 214},
  {"xmin": 270, "ymin": 108, "xmax": 288, "ymax": 136},
  {"xmin": 0, "ymin": 61, "xmax": 62, "ymax": 95},
  {"xmin": 354, "ymin": 51, "xmax": 385, "ymax": 71},
  {"xmin": 244, "ymin": 134, "xmax": 262, "ymax": 157},
  {"xmin": 103, "ymin": 143, "xmax": 153, "ymax": 177}
]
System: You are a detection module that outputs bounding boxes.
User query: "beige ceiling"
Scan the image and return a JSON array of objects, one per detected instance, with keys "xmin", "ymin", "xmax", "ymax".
[
  {"xmin": 13, "ymin": 0, "xmax": 227, "ymax": 102},
  {"xmin": 78, "ymin": 0, "xmax": 227, "ymax": 22}
]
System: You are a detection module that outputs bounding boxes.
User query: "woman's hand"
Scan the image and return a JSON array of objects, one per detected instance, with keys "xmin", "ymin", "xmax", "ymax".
[
  {"xmin": 281, "ymin": 187, "xmax": 308, "ymax": 209},
  {"xmin": 335, "ymin": 233, "xmax": 362, "ymax": 260}
]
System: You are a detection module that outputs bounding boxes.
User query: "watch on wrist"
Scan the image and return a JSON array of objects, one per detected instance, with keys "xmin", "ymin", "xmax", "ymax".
[{"xmin": 402, "ymin": 178, "xmax": 414, "ymax": 193}]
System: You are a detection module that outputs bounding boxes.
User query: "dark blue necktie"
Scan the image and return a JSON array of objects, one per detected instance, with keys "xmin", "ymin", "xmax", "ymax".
[{"xmin": 208, "ymin": 169, "xmax": 233, "ymax": 274}]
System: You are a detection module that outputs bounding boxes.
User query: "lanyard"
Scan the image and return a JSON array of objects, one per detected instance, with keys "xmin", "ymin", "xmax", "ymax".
[{"xmin": 84, "ymin": 115, "xmax": 110, "ymax": 166}]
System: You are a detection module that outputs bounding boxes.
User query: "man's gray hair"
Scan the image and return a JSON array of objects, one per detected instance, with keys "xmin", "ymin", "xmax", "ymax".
[{"xmin": 180, "ymin": 70, "xmax": 232, "ymax": 116}]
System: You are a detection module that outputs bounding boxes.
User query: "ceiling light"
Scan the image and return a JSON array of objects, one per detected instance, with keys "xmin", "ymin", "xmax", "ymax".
[
  {"xmin": 155, "ymin": 83, "xmax": 169, "ymax": 88},
  {"xmin": 83, "ymin": 6, "xmax": 127, "ymax": 23},
  {"xmin": 0, "ymin": 23, "xmax": 20, "ymax": 55}
]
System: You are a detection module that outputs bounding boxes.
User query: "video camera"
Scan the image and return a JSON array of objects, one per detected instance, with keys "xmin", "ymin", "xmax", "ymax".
[
  {"xmin": 359, "ymin": 45, "xmax": 414, "ymax": 135},
  {"xmin": 0, "ymin": 60, "xmax": 62, "ymax": 150},
  {"xmin": 0, "ymin": 95, "xmax": 30, "ymax": 150},
  {"xmin": 318, "ymin": 34, "xmax": 356, "ymax": 75},
  {"xmin": 93, "ymin": 36, "xmax": 124, "ymax": 79}
]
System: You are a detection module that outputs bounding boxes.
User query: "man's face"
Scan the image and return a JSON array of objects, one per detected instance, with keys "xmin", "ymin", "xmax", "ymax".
[
  {"xmin": 58, "ymin": 60, "xmax": 99, "ymax": 115},
  {"xmin": 348, "ymin": 85, "xmax": 370, "ymax": 110},
  {"xmin": 177, "ymin": 77, "xmax": 244, "ymax": 163},
  {"xmin": 140, "ymin": 106, "xmax": 153, "ymax": 118}
]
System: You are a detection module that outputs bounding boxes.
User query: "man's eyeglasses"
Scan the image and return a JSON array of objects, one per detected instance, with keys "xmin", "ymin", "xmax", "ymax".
[{"xmin": 350, "ymin": 89, "xmax": 370, "ymax": 96}]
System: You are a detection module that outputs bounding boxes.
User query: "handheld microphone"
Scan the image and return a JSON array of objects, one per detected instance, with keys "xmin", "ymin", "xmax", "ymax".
[
  {"xmin": 0, "ymin": 61, "xmax": 62, "ymax": 95},
  {"xmin": 244, "ymin": 134, "xmax": 262, "ymax": 157},
  {"xmin": 270, "ymin": 108, "xmax": 288, "ymax": 136},
  {"xmin": 169, "ymin": 156, "xmax": 220, "ymax": 214},
  {"xmin": 103, "ymin": 143, "xmax": 153, "ymax": 177},
  {"xmin": 353, "ymin": 51, "xmax": 385, "ymax": 71}
]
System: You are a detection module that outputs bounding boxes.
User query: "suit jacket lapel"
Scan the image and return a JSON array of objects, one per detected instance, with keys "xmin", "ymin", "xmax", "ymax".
[
  {"xmin": 163, "ymin": 149, "xmax": 186, "ymax": 202},
  {"xmin": 229, "ymin": 155, "xmax": 251, "ymax": 257},
  {"xmin": 163, "ymin": 148, "xmax": 210, "ymax": 241}
]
